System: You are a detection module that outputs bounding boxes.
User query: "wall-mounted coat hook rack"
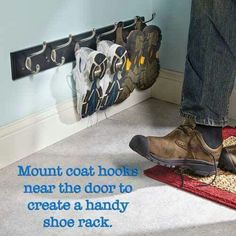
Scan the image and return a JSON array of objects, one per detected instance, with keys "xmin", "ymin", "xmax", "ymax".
[{"xmin": 10, "ymin": 16, "xmax": 145, "ymax": 80}]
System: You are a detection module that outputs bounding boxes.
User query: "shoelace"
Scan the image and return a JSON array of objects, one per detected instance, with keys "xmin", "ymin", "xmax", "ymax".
[
  {"xmin": 177, "ymin": 124, "xmax": 195, "ymax": 135},
  {"xmin": 176, "ymin": 124, "xmax": 218, "ymax": 188},
  {"xmin": 179, "ymin": 155, "xmax": 217, "ymax": 188}
]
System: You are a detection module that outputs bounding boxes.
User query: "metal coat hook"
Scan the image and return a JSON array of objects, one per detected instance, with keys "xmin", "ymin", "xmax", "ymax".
[
  {"xmin": 124, "ymin": 16, "xmax": 139, "ymax": 29},
  {"xmin": 75, "ymin": 28, "xmax": 96, "ymax": 51},
  {"xmin": 115, "ymin": 58, "xmax": 126, "ymax": 71},
  {"xmin": 94, "ymin": 67, "xmax": 102, "ymax": 77},
  {"xmin": 80, "ymin": 28, "xmax": 96, "ymax": 43},
  {"xmin": 144, "ymin": 12, "xmax": 156, "ymax": 23},
  {"xmin": 96, "ymin": 23, "xmax": 118, "ymax": 42},
  {"xmin": 25, "ymin": 42, "xmax": 47, "ymax": 74},
  {"xmin": 51, "ymin": 34, "xmax": 73, "ymax": 66}
]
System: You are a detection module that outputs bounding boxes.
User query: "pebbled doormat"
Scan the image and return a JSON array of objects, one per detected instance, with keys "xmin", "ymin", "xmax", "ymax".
[{"xmin": 144, "ymin": 129, "xmax": 236, "ymax": 210}]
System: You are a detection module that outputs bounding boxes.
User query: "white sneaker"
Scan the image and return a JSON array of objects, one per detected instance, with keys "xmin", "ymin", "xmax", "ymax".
[
  {"xmin": 73, "ymin": 47, "xmax": 107, "ymax": 118},
  {"xmin": 97, "ymin": 40, "xmax": 127, "ymax": 110}
]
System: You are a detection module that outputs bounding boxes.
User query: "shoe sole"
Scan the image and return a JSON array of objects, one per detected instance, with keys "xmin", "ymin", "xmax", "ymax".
[{"xmin": 143, "ymin": 152, "xmax": 217, "ymax": 177}]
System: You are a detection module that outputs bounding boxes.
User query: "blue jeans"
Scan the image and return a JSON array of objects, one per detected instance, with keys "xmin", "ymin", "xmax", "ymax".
[{"xmin": 180, "ymin": 0, "xmax": 236, "ymax": 126}]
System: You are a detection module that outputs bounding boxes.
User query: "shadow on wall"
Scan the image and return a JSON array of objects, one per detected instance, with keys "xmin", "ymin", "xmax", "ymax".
[{"xmin": 50, "ymin": 62, "xmax": 80, "ymax": 125}]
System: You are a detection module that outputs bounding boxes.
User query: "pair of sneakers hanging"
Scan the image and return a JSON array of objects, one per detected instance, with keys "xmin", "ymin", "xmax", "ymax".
[
  {"xmin": 73, "ymin": 40, "xmax": 127, "ymax": 119},
  {"xmin": 115, "ymin": 18, "xmax": 162, "ymax": 104},
  {"xmin": 73, "ymin": 19, "xmax": 162, "ymax": 119}
]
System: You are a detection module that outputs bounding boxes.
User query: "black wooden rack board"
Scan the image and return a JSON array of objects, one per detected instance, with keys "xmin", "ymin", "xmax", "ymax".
[{"xmin": 10, "ymin": 17, "xmax": 144, "ymax": 80}]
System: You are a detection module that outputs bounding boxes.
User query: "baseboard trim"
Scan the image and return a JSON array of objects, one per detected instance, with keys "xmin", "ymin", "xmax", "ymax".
[
  {"xmin": 151, "ymin": 69, "xmax": 236, "ymax": 121},
  {"xmin": 0, "ymin": 89, "xmax": 151, "ymax": 169}
]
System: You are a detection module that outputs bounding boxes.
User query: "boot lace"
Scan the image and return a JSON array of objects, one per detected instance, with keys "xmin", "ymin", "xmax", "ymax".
[{"xmin": 176, "ymin": 124, "xmax": 218, "ymax": 188}]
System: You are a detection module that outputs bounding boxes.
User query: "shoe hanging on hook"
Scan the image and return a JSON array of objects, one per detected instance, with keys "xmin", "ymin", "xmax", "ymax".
[
  {"xmin": 25, "ymin": 42, "xmax": 47, "ymax": 74},
  {"xmin": 74, "ymin": 28, "xmax": 104, "ymax": 78},
  {"xmin": 51, "ymin": 35, "xmax": 73, "ymax": 66}
]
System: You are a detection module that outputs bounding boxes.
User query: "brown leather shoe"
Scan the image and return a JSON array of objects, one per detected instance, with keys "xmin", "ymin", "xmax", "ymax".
[
  {"xmin": 218, "ymin": 145, "xmax": 236, "ymax": 174},
  {"xmin": 129, "ymin": 121, "xmax": 223, "ymax": 176}
]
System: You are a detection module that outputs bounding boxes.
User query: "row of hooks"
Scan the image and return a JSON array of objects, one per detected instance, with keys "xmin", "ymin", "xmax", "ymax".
[{"xmin": 25, "ymin": 13, "xmax": 156, "ymax": 74}]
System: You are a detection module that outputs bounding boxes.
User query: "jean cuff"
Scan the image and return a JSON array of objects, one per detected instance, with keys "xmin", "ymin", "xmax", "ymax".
[{"xmin": 180, "ymin": 110, "xmax": 227, "ymax": 127}]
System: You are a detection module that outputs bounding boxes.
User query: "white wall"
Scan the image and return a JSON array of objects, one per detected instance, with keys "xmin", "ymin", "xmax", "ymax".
[{"xmin": 152, "ymin": 0, "xmax": 192, "ymax": 72}]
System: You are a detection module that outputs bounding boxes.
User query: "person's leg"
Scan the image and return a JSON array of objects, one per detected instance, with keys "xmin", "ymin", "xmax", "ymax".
[
  {"xmin": 129, "ymin": 0, "xmax": 236, "ymax": 177},
  {"xmin": 180, "ymin": 0, "xmax": 236, "ymax": 148}
]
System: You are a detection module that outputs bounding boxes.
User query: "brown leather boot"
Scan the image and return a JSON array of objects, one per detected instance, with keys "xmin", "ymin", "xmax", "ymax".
[
  {"xmin": 129, "ymin": 120, "xmax": 223, "ymax": 177},
  {"xmin": 218, "ymin": 145, "xmax": 236, "ymax": 174}
]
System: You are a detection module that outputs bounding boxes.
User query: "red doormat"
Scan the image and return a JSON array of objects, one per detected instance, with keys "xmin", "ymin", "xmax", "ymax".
[
  {"xmin": 144, "ymin": 165, "xmax": 236, "ymax": 210},
  {"xmin": 223, "ymin": 126, "xmax": 236, "ymax": 140}
]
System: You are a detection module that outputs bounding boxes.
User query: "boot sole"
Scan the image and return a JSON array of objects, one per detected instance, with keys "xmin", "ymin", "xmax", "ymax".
[{"xmin": 144, "ymin": 153, "xmax": 217, "ymax": 177}]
